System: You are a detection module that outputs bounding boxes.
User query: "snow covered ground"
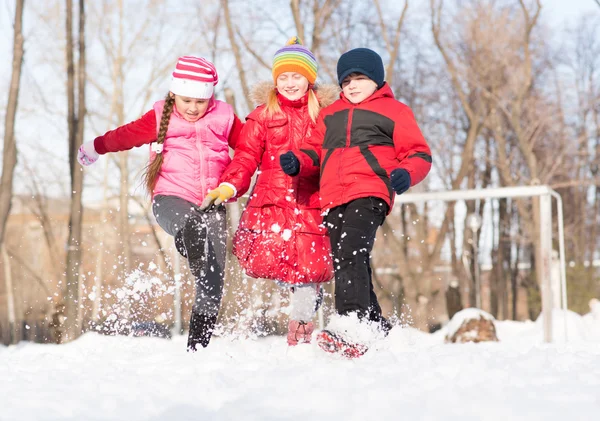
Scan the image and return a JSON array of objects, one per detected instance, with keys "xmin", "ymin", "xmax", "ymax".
[{"xmin": 2, "ymin": 310, "xmax": 599, "ymax": 421}]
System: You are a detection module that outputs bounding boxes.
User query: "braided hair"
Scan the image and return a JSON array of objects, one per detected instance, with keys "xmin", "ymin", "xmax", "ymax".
[{"xmin": 143, "ymin": 93, "xmax": 175, "ymax": 195}]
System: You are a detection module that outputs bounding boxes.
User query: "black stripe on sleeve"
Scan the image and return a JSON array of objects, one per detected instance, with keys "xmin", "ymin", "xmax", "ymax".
[
  {"xmin": 408, "ymin": 152, "xmax": 432, "ymax": 163},
  {"xmin": 300, "ymin": 149, "xmax": 320, "ymax": 167}
]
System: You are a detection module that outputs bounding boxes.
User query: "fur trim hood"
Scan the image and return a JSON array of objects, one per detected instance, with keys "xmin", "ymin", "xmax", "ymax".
[{"xmin": 249, "ymin": 81, "xmax": 340, "ymax": 109}]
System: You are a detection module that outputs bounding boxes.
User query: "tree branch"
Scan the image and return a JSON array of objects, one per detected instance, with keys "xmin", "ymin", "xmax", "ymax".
[
  {"xmin": 234, "ymin": 26, "xmax": 271, "ymax": 71},
  {"xmin": 290, "ymin": 0, "xmax": 305, "ymax": 42},
  {"xmin": 221, "ymin": 0, "xmax": 253, "ymax": 111}
]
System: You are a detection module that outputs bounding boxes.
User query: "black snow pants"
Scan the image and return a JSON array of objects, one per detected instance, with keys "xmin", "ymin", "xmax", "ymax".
[{"xmin": 324, "ymin": 197, "xmax": 388, "ymax": 323}]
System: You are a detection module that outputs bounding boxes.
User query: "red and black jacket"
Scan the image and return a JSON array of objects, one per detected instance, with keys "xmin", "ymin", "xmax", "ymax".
[{"xmin": 297, "ymin": 83, "xmax": 432, "ymax": 213}]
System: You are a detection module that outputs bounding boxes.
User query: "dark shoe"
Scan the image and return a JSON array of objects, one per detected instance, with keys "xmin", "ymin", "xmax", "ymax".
[
  {"xmin": 368, "ymin": 311, "xmax": 392, "ymax": 336},
  {"xmin": 378, "ymin": 317, "xmax": 393, "ymax": 336},
  {"xmin": 187, "ymin": 313, "xmax": 217, "ymax": 352}
]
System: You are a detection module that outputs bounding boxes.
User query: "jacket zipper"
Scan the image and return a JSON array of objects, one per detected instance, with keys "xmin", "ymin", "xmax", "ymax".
[
  {"xmin": 196, "ymin": 121, "xmax": 206, "ymax": 199},
  {"xmin": 339, "ymin": 107, "xmax": 354, "ymax": 194}
]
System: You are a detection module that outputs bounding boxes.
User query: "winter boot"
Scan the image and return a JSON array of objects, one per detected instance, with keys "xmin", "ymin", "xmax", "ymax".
[
  {"xmin": 187, "ymin": 313, "xmax": 217, "ymax": 352},
  {"xmin": 372, "ymin": 316, "xmax": 392, "ymax": 336},
  {"xmin": 287, "ymin": 320, "xmax": 314, "ymax": 346},
  {"xmin": 368, "ymin": 307, "xmax": 393, "ymax": 337},
  {"xmin": 316, "ymin": 330, "xmax": 368, "ymax": 359}
]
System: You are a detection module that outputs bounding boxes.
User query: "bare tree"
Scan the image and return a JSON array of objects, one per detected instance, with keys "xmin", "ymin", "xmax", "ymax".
[
  {"xmin": 115, "ymin": 0, "xmax": 132, "ymax": 278},
  {"xmin": 374, "ymin": 0, "xmax": 408, "ymax": 87},
  {"xmin": 0, "ymin": 0, "xmax": 25, "ymax": 345},
  {"xmin": 0, "ymin": 0, "xmax": 25, "ymax": 247},
  {"xmin": 222, "ymin": 0, "xmax": 254, "ymax": 111},
  {"xmin": 569, "ymin": 14, "xmax": 600, "ymax": 268},
  {"xmin": 63, "ymin": 0, "xmax": 86, "ymax": 342},
  {"xmin": 290, "ymin": 0, "xmax": 343, "ymax": 53},
  {"xmin": 22, "ymin": 164, "xmax": 63, "ymax": 281},
  {"xmin": 391, "ymin": 0, "xmax": 495, "ymax": 321}
]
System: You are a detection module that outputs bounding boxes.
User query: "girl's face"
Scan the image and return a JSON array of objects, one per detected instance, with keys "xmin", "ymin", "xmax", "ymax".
[
  {"xmin": 276, "ymin": 72, "xmax": 309, "ymax": 101},
  {"xmin": 341, "ymin": 74, "xmax": 378, "ymax": 104},
  {"xmin": 172, "ymin": 94, "xmax": 211, "ymax": 122}
]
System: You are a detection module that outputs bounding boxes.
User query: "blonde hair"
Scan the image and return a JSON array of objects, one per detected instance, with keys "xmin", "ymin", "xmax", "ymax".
[
  {"xmin": 143, "ymin": 93, "xmax": 175, "ymax": 195},
  {"xmin": 262, "ymin": 88, "xmax": 320, "ymax": 123}
]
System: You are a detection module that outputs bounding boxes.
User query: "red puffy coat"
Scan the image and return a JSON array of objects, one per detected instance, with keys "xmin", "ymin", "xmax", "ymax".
[{"xmin": 220, "ymin": 83, "xmax": 339, "ymax": 285}]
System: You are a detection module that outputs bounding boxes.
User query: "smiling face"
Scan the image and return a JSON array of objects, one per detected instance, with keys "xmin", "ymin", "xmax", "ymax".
[
  {"xmin": 171, "ymin": 94, "xmax": 211, "ymax": 122},
  {"xmin": 341, "ymin": 73, "xmax": 378, "ymax": 104},
  {"xmin": 276, "ymin": 72, "xmax": 309, "ymax": 101}
]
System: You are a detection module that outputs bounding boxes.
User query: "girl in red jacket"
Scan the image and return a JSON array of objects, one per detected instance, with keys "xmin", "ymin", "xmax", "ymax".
[
  {"xmin": 200, "ymin": 38, "xmax": 337, "ymax": 346},
  {"xmin": 77, "ymin": 56, "xmax": 243, "ymax": 352}
]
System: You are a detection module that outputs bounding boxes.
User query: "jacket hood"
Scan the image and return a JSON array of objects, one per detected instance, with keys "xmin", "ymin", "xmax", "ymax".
[{"xmin": 250, "ymin": 81, "xmax": 340, "ymax": 109}]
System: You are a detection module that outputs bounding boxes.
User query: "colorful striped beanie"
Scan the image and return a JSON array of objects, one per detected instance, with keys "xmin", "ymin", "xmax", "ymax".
[
  {"xmin": 170, "ymin": 56, "xmax": 219, "ymax": 99},
  {"xmin": 272, "ymin": 37, "xmax": 318, "ymax": 85}
]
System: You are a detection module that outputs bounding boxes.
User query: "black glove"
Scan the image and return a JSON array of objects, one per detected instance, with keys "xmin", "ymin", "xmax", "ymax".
[
  {"xmin": 280, "ymin": 151, "xmax": 300, "ymax": 176},
  {"xmin": 390, "ymin": 168, "xmax": 411, "ymax": 194}
]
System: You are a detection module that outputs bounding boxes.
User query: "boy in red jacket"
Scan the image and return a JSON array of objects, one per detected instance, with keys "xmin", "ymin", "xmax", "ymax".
[{"xmin": 280, "ymin": 48, "xmax": 432, "ymax": 357}]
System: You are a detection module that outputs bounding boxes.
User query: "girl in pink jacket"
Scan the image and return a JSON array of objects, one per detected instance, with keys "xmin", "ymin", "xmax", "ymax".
[
  {"xmin": 77, "ymin": 56, "xmax": 243, "ymax": 351},
  {"xmin": 200, "ymin": 38, "xmax": 337, "ymax": 346}
]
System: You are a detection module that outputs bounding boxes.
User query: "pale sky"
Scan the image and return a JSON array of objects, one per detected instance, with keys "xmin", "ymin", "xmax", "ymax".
[{"xmin": 541, "ymin": 0, "xmax": 598, "ymax": 25}]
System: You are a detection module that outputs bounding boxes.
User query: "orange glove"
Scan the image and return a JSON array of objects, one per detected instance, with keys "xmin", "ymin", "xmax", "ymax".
[{"xmin": 200, "ymin": 183, "xmax": 235, "ymax": 210}]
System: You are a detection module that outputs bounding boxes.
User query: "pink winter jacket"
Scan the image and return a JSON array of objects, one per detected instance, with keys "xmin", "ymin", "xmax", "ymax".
[{"xmin": 93, "ymin": 98, "xmax": 243, "ymax": 206}]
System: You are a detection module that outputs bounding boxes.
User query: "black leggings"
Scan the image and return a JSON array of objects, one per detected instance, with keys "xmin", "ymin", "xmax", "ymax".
[{"xmin": 152, "ymin": 195, "xmax": 227, "ymax": 317}]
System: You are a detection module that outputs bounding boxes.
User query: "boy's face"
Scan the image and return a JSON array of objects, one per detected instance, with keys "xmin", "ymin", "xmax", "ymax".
[
  {"xmin": 341, "ymin": 74, "xmax": 378, "ymax": 104},
  {"xmin": 172, "ymin": 94, "xmax": 211, "ymax": 122},
  {"xmin": 276, "ymin": 72, "xmax": 309, "ymax": 101}
]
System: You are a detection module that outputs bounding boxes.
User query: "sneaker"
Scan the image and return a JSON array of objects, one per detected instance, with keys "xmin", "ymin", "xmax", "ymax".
[
  {"xmin": 316, "ymin": 329, "xmax": 368, "ymax": 358},
  {"xmin": 287, "ymin": 320, "xmax": 314, "ymax": 346}
]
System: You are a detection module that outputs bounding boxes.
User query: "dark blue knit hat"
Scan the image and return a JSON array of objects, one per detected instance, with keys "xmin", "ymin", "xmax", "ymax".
[{"xmin": 336, "ymin": 48, "xmax": 385, "ymax": 88}]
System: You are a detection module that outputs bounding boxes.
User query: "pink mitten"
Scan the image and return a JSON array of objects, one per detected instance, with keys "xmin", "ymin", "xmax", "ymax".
[{"xmin": 77, "ymin": 141, "xmax": 99, "ymax": 166}]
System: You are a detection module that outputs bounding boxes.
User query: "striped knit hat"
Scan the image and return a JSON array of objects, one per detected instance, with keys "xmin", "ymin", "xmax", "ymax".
[
  {"xmin": 272, "ymin": 37, "xmax": 318, "ymax": 85},
  {"xmin": 170, "ymin": 56, "xmax": 218, "ymax": 99}
]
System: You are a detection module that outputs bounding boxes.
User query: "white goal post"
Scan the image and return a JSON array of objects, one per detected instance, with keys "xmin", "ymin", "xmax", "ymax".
[{"xmin": 394, "ymin": 185, "xmax": 567, "ymax": 343}]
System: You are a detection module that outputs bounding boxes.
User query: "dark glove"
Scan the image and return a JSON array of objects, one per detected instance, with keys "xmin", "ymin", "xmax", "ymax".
[
  {"xmin": 280, "ymin": 151, "xmax": 300, "ymax": 176},
  {"xmin": 390, "ymin": 168, "xmax": 411, "ymax": 194}
]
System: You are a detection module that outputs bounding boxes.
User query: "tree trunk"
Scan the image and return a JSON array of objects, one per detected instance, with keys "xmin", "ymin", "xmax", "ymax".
[
  {"xmin": 221, "ymin": 0, "xmax": 253, "ymax": 112},
  {"xmin": 445, "ymin": 281, "xmax": 463, "ymax": 320},
  {"xmin": 63, "ymin": 0, "xmax": 86, "ymax": 342},
  {"xmin": 526, "ymin": 243, "xmax": 541, "ymax": 321},
  {"xmin": 374, "ymin": 0, "xmax": 408, "ymax": 87},
  {"xmin": 496, "ymin": 198, "xmax": 510, "ymax": 320},
  {"xmin": 119, "ymin": 152, "xmax": 132, "ymax": 275},
  {"xmin": 1, "ymin": 245, "xmax": 16, "ymax": 344},
  {"xmin": 91, "ymin": 159, "xmax": 109, "ymax": 324},
  {"xmin": 0, "ymin": 0, "xmax": 24, "ymax": 246},
  {"xmin": 511, "ymin": 212, "xmax": 521, "ymax": 320},
  {"xmin": 115, "ymin": 0, "xmax": 131, "ymax": 278}
]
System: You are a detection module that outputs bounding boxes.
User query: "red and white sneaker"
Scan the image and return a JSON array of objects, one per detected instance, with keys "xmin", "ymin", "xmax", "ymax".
[
  {"xmin": 316, "ymin": 330, "xmax": 368, "ymax": 359},
  {"xmin": 287, "ymin": 320, "xmax": 314, "ymax": 346}
]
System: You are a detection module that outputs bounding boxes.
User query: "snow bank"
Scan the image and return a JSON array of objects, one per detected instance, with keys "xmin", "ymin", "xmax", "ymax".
[{"xmin": 3, "ymin": 323, "xmax": 600, "ymax": 421}]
